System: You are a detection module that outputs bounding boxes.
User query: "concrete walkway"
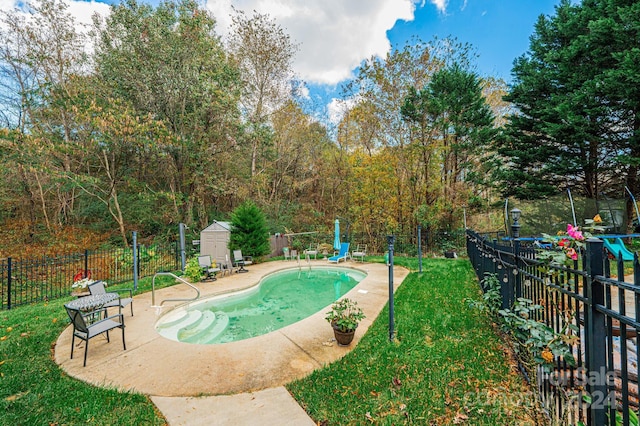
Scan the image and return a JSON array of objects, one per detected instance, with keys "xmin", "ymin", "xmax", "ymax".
[{"xmin": 55, "ymin": 260, "xmax": 408, "ymax": 425}]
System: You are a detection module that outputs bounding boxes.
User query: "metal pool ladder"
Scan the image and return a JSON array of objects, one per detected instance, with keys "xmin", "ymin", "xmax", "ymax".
[{"xmin": 151, "ymin": 272, "xmax": 200, "ymax": 308}]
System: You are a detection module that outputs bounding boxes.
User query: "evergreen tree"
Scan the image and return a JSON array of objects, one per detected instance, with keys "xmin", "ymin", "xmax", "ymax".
[
  {"xmin": 495, "ymin": 0, "xmax": 623, "ymax": 200},
  {"xmin": 587, "ymin": 0, "xmax": 640, "ymax": 209},
  {"xmin": 229, "ymin": 201, "xmax": 270, "ymax": 258}
]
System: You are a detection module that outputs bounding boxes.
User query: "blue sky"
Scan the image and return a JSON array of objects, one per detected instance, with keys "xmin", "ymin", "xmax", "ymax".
[{"xmin": 388, "ymin": 1, "xmax": 560, "ymax": 82}]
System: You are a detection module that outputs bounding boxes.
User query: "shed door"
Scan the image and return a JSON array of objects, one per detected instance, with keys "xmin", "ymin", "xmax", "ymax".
[{"xmin": 211, "ymin": 230, "xmax": 230, "ymax": 264}]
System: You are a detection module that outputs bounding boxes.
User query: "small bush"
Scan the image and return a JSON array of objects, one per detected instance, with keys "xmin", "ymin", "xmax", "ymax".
[{"xmin": 184, "ymin": 256, "xmax": 203, "ymax": 282}]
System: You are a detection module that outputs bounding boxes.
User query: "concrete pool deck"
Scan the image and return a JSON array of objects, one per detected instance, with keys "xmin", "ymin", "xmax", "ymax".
[{"xmin": 55, "ymin": 260, "xmax": 408, "ymax": 424}]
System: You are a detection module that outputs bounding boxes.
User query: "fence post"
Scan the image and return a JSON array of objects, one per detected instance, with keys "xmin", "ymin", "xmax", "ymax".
[
  {"xmin": 7, "ymin": 257, "xmax": 11, "ymax": 310},
  {"xmin": 585, "ymin": 238, "xmax": 607, "ymax": 425},
  {"xmin": 501, "ymin": 251, "xmax": 514, "ymax": 309},
  {"xmin": 417, "ymin": 225, "xmax": 422, "ymax": 273},
  {"xmin": 492, "ymin": 239, "xmax": 498, "ymax": 277},
  {"xmin": 179, "ymin": 223, "xmax": 187, "ymax": 271},
  {"xmin": 84, "ymin": 249, "xmax": 89, "ymax": 278},
  {"xmin": 492, "ymin": 239, "xmax": 512, "ymax": 309},
  {"xmin": 513, "ymin": 238, "xmax": 522, "ymax": 300},
  {"xmin": 132, "ymin": 231, "xmax": 138, "ymax": 291},
  {"xmin": 387, "ymin": 235, "xmax": 395, "ymax": 342}
]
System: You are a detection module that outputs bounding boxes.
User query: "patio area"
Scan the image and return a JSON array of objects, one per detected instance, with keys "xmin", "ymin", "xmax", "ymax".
[{"xmin": 54, "ymin": 260, "xmax": 408, "ymax": 397}]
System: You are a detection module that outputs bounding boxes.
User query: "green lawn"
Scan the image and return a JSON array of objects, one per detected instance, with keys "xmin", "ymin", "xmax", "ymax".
[
  {"xmin": 0, "ymin": 277, "xmax": 175, "ymax": 426},
  {"xmin": 287, "ymin": 258, "xmax": 540, "ymax": 425},
  {"xmin": 1, "ymin": 259, "xmax": 539, "ymax": 425}
]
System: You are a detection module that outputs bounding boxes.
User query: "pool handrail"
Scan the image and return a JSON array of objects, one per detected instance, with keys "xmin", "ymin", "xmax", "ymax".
[{"xmin": 151, "ymin": 272, "xmax": 200, "ymax": 307}]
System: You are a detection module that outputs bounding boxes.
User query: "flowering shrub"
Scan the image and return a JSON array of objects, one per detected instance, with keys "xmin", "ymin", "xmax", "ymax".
[
  {"xmin": 538, "ymin": 215, "xmax": 604, "ymax": 267},
  {"xmin": 71, "ymin": 277, "xmax": 96, "ymax": 289}
]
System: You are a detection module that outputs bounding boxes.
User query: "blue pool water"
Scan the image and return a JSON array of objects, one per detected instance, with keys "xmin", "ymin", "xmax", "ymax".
[{"xmin": 156, "ymin": 266, "xmax": 366, "ymax": 344}]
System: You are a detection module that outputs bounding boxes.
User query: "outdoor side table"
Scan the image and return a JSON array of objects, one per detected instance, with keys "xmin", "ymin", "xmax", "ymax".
[
  {"xmin": 66, "ymin": 293, "xmax": 119, "ymax": 312},
  {"xmin": 66, "ymin": 293, "xmax": 119, "ymax": 324}
]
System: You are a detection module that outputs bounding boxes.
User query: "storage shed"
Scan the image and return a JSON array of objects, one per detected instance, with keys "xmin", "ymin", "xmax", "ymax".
[{"xmin": 200, "ymin": 221, "xmax": 232, "ymax": 264}]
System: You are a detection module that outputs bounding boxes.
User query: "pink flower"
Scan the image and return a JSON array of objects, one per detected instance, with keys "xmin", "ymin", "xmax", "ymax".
[
  {"xmin": 566, "ymin": 247, "xmax": 578, "ymax": 260},
  {"xmin": 566, "ymin": 224, "xmax": 584, "ymax": 241}
]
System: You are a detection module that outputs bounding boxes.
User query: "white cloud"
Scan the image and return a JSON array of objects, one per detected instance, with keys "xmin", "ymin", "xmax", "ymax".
[
  {"xmin": 0, "ymin": 0, "xmax": 110, "ymax": 31},
  {"xmin": 430, "ymin": 0, "xmax": 447, "ymax": 13},
  {"xmin": 327, "ymin": 95, "xmax": 360, "ymax": 125},
  {"xmin": 3, "ymin": 0, "xmax": 424, "ymax": 119},
  {"xmin": 297, "ymin": 84, "xmax": 309, "ymax": 100},
  {"xmin": 4, "ymin": 0, "xmax": 420, "ymax": 87},
  {"xmin": 206, "ymin": 0, "xmax": 418, "ymax": 85},
  {"xmin": 64, "ymin": 0, "xmax": 111, "ymax": 28},
  {"xmin": 0, "ymin": 0, "xmax": 18, "ymax": 13}
]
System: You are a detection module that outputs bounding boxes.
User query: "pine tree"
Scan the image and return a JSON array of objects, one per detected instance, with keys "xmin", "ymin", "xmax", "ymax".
[
  {"xmin": 495, "ymin": 0, "xmax": 621, "ymax": 199},
  {"xmin": 229, "ymin": 202, "xmax": 270, "ymax": 258}
]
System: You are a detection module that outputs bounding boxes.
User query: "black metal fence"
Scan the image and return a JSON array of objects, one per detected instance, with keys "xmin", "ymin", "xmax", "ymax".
[
  {"xmin": 1, "ymin": 227, "xmax": 467, "ymax": 310},
  {"xmin": 467, "ymin": 229, "xmax": 639, "ymax": 425},
  {"xmin": 0, "ymin": 242, "xmax": 184, "ymax": 310},
  {"xmin": 278, "ymin": 229, "xmax": 467, "ymax": 257}
]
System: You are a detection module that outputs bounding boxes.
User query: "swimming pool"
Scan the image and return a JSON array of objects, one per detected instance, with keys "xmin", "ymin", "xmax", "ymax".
[{"xmin": 155, "ymin": 266, "xmax": 367, "ymax": 344}]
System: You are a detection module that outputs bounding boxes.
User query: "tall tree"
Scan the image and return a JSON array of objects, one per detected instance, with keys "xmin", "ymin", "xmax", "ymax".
[
  {"xmin": 496, "ymin": 0, "xmax": 632, "ymax": 201},
  {"xmin": 587, "ymin": 0, "xmax": 640, "ymax": 220},
  {"xmin": 427, "ymin": 64, "xmax": 496, "ymax": 198},
  {"xmin": 401, "ymin": 63, "xmax": 495, "ymax": 228},
  {"xmin": 93, "ymin": 0, "xmax": 242, "ymax": 229},
  {"xmin": 0, "ymin": 0, "xmax": 90, "ymax": 228},
  {"xmin": 64, "ymin": 79, "xmax": 168, "ymax": 245},
  {"xmin": 226, "ymin": 9, "xmax": 299, "ymax": 180}
]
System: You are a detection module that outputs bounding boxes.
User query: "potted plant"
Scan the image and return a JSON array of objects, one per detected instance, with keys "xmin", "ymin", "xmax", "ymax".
[
  {"xmin": 325, "ymin": 298, "xmax": 366, "ymax": 346},
  {"xmin": 71, "ymin": 277, "xmax": 95, "ymax": 297}
]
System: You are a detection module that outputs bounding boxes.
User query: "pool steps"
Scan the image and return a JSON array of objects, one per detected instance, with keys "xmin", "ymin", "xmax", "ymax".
[{"xmin": 157, "ymin": 310, "xmax": 229, "ymax": 344}]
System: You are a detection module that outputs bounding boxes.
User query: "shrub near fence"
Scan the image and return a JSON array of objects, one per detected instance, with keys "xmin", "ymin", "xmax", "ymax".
[
  {"xmin": 467, "ymin": 229, "xmax": 640, "ymax": 426},
  {"xmin": 0, "ymin": 242, "xmax": 185, "ymax": 310}
]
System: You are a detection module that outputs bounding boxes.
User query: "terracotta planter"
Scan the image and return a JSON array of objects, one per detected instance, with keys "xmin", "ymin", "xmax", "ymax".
[{"xmin": 332, "ymin": 325, "xmax": 356, "ymax": 346}]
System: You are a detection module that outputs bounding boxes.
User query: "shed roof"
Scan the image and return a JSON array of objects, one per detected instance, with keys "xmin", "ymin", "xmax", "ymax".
[{"xmin": 202, "ymin": 221, "xmax": 232, "ymax": 232}]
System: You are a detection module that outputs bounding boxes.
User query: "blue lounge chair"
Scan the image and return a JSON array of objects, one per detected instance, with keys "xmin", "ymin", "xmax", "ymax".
[{"xmin": 328, "ymin": 243, "xmax": 350, "ymax": 263}]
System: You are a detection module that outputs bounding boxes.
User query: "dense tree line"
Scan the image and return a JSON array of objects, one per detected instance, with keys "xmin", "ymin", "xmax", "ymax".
[
  {"xmin": 0, "ymin": 0, "xmax": 502, "ymax": 250},
  {"xmin": 495, "ymin": 0, "xmax": 640, "ymax": 217}
]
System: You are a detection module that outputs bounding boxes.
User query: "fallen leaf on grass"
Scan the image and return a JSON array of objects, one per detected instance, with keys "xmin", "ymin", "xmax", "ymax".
[
  {"xmin": 5, "ymin": 390, "xmax": 29, "ymax": 402},
  {"xmin": 453, "ymin": 412, "xmax": 468, "ymax": 424}
]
